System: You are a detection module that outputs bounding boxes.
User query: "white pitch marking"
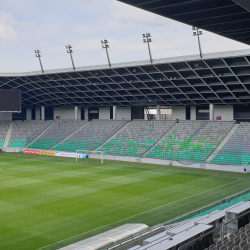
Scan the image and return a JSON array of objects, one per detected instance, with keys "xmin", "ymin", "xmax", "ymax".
[{"xmin": 36, "ymin": 178, "xmax": 242, "ymax": 250}]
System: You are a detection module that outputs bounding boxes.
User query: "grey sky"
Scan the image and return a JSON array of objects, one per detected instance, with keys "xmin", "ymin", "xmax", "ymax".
[{"xmin": 0, "ymin": 0, "xmax": 249, "ymax": 73}]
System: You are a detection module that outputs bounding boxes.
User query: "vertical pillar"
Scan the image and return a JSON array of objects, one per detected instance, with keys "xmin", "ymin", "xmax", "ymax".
[
  {"xmin": 113, "ymin": 105, "xmax": 117, "ymax": 120},
  {"xmin": 84, "ymin": 108, "xmax": 88, "ymax": 120},
  {"xmin": 26, "ymin": 108, "xmax": 32, "ymax": 120},
  {"xmin": 35, "ymin": 108, "xmax": 40, "ymax": 120},
  {"xmin": 209, "ymin": 103, "xmax": 214, "ymax": 121},
  {"xmin": 41, "ymin": 106, "xmax": 45, "ymax": 120},
  {"xmin": 191, "ymin": 106, "xmax": 196, "ymax": 120},
  {"xmin": 156, "ymin": 105, "xmax": 161, "ymax": 120},
  {"xmin": 75, "ymin": 106, "xmax": 78, "ymax": 120}
]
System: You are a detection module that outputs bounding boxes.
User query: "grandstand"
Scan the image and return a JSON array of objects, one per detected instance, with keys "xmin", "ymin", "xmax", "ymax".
[
  {"xmin": 100, "ymin": 120, "xmax": 175, "ymax": 157},
  {"xmin": 54, "ymin": 119, "xmax": 127, "ymax": 152},
  {"xmin": 1, "ymin": 0, "xmax": 250, "ymax": 249},
  {"xmin": 146, "ymin": 121, "xmax": 234, "ymax": 162}
]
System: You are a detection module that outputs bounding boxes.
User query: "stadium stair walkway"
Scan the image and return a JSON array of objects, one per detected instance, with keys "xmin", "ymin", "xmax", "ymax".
[
  {"xmin": 3, "ymin": 122, "xmax": 13, "ymax": 148},
  {"xmin": 51, "ymin": 121, "xmax": 90, "ymax": 149},
  {"xmin": 95, "ymin": 120, "xmax": 131, "ymax": 151},
  {"xmin": 25, "ymin": 121, "xmax": 55, "ymax": 148},
  {"xmin": 142, "ymin": 121, "xmax": 176, "ymax": 157},
  {"xmin": 206, "ymin": 124, "xmax": 240, "ymax": 163}
]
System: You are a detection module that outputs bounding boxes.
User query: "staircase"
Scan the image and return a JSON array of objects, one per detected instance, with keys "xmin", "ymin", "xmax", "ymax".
[
  {"xmin": 206, "ymin": 123, "xmax": 240, "ymax": 163},
  {"xmin": 95, "ymin": 121, "xmax": 131, "ymax": 151},
  {"xmin": 142, "ymin": 121, "xmax": 176, "ymax": 157},
  {"xmin": 25, "ymin": 121, "xmax": 55, "ymax": 148},
  {"xmin": 3, "ymin": 121, "xmax": 14, "ymax": 148},
  {"xmin": 51, "ymin": 121, "xmax": 90, "ymax": 149}
]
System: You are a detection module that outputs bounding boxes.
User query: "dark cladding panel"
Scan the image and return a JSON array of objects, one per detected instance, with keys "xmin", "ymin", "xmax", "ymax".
[
  {"xmin": 0, "ymin": 90, "xmax": 21, "ymax": 112},
  {"xmin": 131, "ymin": 106, "xmax": 144, "ymax": 120}
]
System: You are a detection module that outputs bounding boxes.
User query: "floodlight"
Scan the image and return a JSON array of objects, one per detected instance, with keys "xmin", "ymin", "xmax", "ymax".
[
  {"xmin": 34, "ymin": 49, "xmax": 44, "ymax": 73},
  {"xmin": 142, "ymin": 33, "xmax": 153, "ymax": 63},
  {"xmin": 192, "ymin": 26, "xmax": 203, "ymax": 58},
  {"xmin": 66, "ymin": 44, "xmax": 75, "ymax": 70},
  {"xmin": 101, "ymin": 39, "xmax": 111, "ymax": 67}
]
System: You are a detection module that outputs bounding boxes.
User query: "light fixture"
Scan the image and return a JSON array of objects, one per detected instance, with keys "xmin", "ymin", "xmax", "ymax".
[
  {"xmin": 34, "ymin": 50, "xmax": 44, "ymax": 74},
  {"xmin": 66, "ymin": 45, "xmax": 76, "ymax": 71},
  {"xmin": 142, "ymin": 33, "xmax": 153, "ymax": 63},
  {"xmin": 192, "ymin": 27, "xmax": 204, "ymax": 58},
  {"xmin": 101, "ymin": 39, "xmax": 111, "ymax": 67}
]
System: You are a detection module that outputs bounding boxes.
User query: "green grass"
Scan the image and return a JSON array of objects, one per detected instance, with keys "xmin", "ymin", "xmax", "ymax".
[{"xmin": 0, "ymin": 153, "xmax": 249, "ymax": 250}]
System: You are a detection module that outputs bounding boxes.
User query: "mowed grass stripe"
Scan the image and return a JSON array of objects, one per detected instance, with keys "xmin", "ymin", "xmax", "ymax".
[{"xmin": 0, "ymin": 153, "xmax": 249, "ymax": 250}]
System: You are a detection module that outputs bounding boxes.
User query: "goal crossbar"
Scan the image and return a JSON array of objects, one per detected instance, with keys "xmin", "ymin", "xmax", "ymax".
[{"xmin": 76, "ymin": 150, "xmax": 104, "ymax": 164}]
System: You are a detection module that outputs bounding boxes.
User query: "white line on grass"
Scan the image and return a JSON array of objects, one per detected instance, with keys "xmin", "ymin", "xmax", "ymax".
[{"xmin": 36, "ymin": 177, "xmax": 243, "ymax": 250}]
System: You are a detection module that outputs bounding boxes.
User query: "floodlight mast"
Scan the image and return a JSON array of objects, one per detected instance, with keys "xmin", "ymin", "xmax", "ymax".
[
  {"xmin": 193, "ymin": 27, "xmax": 203, "ymax": 58},
  {"xmin": 66, "ymin": 45, "xmax": 76, "ymax": 71},
  {"xmin": 101, "ymin": 39, "xmax": 111, "ymax": 67},
  {"xmin": 34, "ymin": 50, "xmax": 44, "ymax": 74},
  {"xmin": 143, "ymin": 33, "xmax": 153, "ymax": 63}
]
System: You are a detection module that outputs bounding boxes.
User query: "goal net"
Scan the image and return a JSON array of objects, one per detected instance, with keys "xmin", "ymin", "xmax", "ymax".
[{"xmin": 76, "ymin": 150, "xmax": 104, "ymax": 164}]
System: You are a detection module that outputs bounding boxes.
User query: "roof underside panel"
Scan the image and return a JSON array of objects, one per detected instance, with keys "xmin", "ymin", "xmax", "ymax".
[
  {"xmin": 1, "ymin": 52, "xmax": 250, "ymax": 108},
  {"xmin": 117, "ymin": 0, "xmax": 250, "ymax": 45}
]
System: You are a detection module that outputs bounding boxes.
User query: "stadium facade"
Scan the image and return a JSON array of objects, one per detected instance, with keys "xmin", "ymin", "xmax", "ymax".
[{"xmin": 1, "ymin": 49, "xmax": 250, "ymax": 122}]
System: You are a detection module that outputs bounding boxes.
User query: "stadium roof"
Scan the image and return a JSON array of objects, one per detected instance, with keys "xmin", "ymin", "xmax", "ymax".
[
  {"xmin": 117, "ymin": 0, "xmax": 250, "ymax": 45},
  {"xmin": 1, "ymin": 49, "xmax": 250, "ymax": 108}
]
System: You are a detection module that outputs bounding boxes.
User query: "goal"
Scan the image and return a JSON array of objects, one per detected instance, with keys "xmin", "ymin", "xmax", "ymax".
[{"xmin": 76, "ymin": 150, "xmax": 104, "ymax": 164}]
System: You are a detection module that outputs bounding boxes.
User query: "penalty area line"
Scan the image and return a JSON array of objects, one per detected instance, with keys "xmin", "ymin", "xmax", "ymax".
[{"xmin": 36, "ymin": 178, "xmax": 242, "ymax": 250}]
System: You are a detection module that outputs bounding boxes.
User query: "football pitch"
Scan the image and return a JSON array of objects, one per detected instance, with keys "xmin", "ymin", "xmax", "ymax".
[{"xmin": 0, "ymin": 153, "xmax": 250, "ymax": 250}]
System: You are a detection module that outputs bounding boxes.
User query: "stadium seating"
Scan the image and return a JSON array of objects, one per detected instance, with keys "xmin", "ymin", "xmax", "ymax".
[
  {"xmin": 8, "ymin": 120, "xmax": 53, "ymax": 148},
  {"xmin": 203, "ymin": 222, "xmax": 250, "ymax": 250},
  {"xmin": 28, "ymin": 120, "xmax": 86, "ymax": 150},
  {"xmin": 211, "ymin": 122, "xmax": 250, "ymax": 166},
  {"xmin": 99, "ymin": 120, "xmax": 175, "ymax": 157},
  {"xmin": 54, "ymin": 120, "xmax": 127, "ymax": 152},
  {"xmin": 188, "ymin": 191, "xmax": 250, "ymax": 221},
  {"xmin": 0, "ymin": 121, "xmax": 10, "ymax": 147},
  {"xmin": 146, "ymin": 121, "xmax": 234, "ymax": 162}
]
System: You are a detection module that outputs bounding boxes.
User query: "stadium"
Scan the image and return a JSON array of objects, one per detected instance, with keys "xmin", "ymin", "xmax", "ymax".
[{"xmin": 1, "ymin": 0, "xmax": 250, "ymax": 250}]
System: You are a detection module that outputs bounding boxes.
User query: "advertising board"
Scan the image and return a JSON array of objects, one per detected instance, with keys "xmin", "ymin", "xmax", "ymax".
[
  {"xmin": 24, "ymin": 149, "xmax": 40, "ymax": 155},
  {"xmin": 39, "ymin": 151, "xmax": 56, "ymax": 156},
  {"xmin": 55, "ymin": 152, "xmax": 87, "ymax": 158}
]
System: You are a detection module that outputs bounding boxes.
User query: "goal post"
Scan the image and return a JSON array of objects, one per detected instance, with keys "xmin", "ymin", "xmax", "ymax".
[{"xmin": 76, "ymin": 150, "xmax": 104, "ymax": 164}]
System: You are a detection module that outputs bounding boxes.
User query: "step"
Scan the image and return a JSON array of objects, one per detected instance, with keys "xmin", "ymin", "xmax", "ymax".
[
  {"xmin": 25, "ymin": 121, "xmax": 55, "ymax": 148},
  {"xmin": 51, "ymin": 121, "xmax": 90, "ymax": 149},
  {"xmin": 142, "ymin": 121, "xmax": 176, "ymax": 157},
  {"xmin": 206, "ymin": 123, "xmax": 240, "ymax": 163},
  {"xmin": 3, "ymin": 121, "xmax": 14, "ymax": 148},
  {"xmin": 95, "ymin": 120, "xmax": 131, "ymax": 151}
]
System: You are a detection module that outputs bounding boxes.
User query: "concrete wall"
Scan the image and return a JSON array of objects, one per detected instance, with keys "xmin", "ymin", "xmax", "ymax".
[
  {"xmin": 54, "ymin": 108, "xmax": 80, "ymax": 120},
  {"xmin": 172, "ymin": 106, "xmax": 186, "ymax": 120},
  {"xmin": 191, "ymin": 106, "xmax": 196, "ymax": 120},
  {"xmin": 35, "ymin": 108, "xmax": 40, "ymax": 120},
  {"xmin": 117, "ymin": 107, "xmax": 131, "ymax": 120},
  {"xmin": 214, "ymin": 105, "xmax": 233, "ymax": 121},
  {"xmin": 84, "ymin": 108, "xmax": 88, "ymax": 120},
  {"xmin": 99, "ymin": 107, "xmax": 110, "ymax": 119},
  {"xmin": 77, "ymin": 108, "xmax": 81, "ymax": 120},
  {"xmin": 26, "ymin": 108, "xmax": 31, "ymax": 120},
  {"xmin": 0, "ymin": 112, "xmax": 12, "ymax": 121}
]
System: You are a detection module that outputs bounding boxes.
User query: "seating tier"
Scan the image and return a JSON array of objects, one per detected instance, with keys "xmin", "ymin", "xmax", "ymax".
[
  {"xmin": 211, "ymin": 122, "xmax": 250, "ymax": 165},
  {"xmin": 0, "ymin": 121, "xmax": 10, "ymax": 147},
  {"xmin": 28, "ymin": 120, "xmax": 86, "ymax": 150},
  {"xmin": 54, "ymin": 120, "xmax": 127, "ymax": 152},
  {"xmin": 147, "ymin": 121, "xmax": 234, "ymax": 162},
  {"xmin": 100, "ymin": 120, "xmax": 175, "ymax": 157},
  {"xmin": 8, "ymin": 120, "xmax": 52, "ymax": 148}
]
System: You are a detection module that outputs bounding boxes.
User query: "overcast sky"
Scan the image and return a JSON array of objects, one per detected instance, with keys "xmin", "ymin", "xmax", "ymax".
[{"xmin": 0, "ymin": 0, "xmax": 249, "ymax": 73}]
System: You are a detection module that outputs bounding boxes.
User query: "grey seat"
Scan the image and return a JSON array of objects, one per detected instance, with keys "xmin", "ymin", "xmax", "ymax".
[{"xmin": 232, "ymin": 246, "xmax": 240, "ymax": 250}]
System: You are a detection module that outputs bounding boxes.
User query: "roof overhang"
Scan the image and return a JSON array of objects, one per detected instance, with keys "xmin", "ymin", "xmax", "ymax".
[
  {"xmin": 117, "ymin": 0, "xmax": 250, "ymax": 46},
  {"xmin": 1, "ymin": 49, "xmax": 250, "ymax": 108}
]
